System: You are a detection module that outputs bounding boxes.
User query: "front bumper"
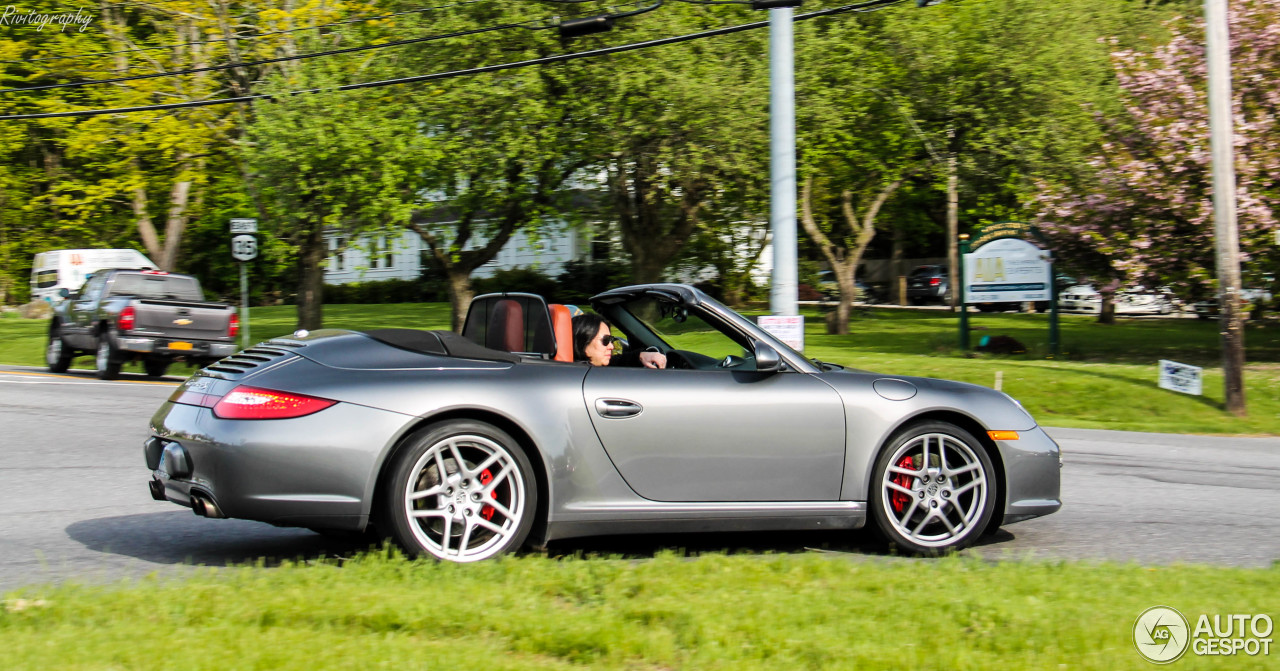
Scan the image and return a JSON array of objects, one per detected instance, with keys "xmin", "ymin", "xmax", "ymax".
[{"xmin": 994, "ymin": 425, "xmax": 1062, "ymax": 524}]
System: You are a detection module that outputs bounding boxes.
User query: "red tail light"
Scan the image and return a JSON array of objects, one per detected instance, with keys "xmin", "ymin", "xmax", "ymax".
[
  {"xmin": 118, "ymin": 306, "xmax": 136, "ymax": 331},
  {"xmin": 211, "ymin": 386, "xmax": 336, "ymax": 420},
  {"xmin": 929, "ymin": 278, "xmax": 941, "ymax": 286},
  {"xmin": 229, "ymin": 312, "xmax": 240, "ymax": 338}
]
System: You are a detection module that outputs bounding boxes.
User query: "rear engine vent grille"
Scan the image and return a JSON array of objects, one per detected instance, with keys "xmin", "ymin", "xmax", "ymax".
[{"xmin": 203, "ymin": 345, "xmax": 297, "ymax": 378}]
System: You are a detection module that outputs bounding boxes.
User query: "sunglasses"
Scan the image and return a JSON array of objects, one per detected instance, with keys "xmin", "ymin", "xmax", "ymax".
[{"xmin": 598, "ymin": 334, "xmax": 618, "ymax": 347}]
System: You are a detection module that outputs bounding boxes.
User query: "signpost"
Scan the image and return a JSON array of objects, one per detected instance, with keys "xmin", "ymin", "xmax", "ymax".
[
  {"xmin": 229, "ymin": 219, "xmax": 257, "ymax": 348},
  {"xmin": 959, "ymin": 221, "xmax": 1059, "ymax": 356}
]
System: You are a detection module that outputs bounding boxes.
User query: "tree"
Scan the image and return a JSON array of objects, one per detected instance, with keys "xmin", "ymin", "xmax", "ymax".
[
  {"xmin": 1034, "ymin": 0, "xmax": 1280, "ymax": 314},
  {"xmin": 245, "ymin": 61, "xmax": 427, "ymax": 329}
]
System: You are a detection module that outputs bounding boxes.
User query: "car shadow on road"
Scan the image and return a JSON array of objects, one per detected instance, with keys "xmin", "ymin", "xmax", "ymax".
[
  {"xmin": 66, "ymin": 512, "xmax": 1021, "ymax": 567},
  {"xmin": 540, "ymin": 527, "xmax": 1019, "ymax": 561},
  {"xmin": 64, "ymin": 512, "xmax": 373, "ymax": 568}
]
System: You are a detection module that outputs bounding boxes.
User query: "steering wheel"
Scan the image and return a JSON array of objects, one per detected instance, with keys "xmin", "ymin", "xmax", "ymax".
[{"xmin": 664, "ymin": 350, "xmax": 693, "ymax": 370}]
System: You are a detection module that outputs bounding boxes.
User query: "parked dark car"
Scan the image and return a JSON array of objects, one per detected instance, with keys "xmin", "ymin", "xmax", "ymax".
[
  {"xmin": 906, "ymin": 265, "xmax": 949, "ymax": 304},
  {"xmin": 47, "ymin": 268, "xmax": 239, "ymax": 379}
]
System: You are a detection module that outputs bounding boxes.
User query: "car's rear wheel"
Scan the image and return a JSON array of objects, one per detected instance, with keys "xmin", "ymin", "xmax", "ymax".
[
  {"xmin": 383, "ymin": 420, "xmax": 536, "ymax": 563},
  {"xmin": 143, "ymin": 358, "xmax": 169, "ymax": 378},
  {"xmin": 47, "ymin": 327, "xmax": 72, "ymax": 373},
  {"xmin": 95, "ymin": 332, "xmax": 122, "ymax": 380},
  {"xmin": 870, "ymin": 421, "xmax": 997, "ymax": 555}
]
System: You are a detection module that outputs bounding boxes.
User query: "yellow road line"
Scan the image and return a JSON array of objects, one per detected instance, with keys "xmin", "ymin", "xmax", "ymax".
[{"xmin": 0, "ymin": 369, "xmax": 181, "ymax": 386}]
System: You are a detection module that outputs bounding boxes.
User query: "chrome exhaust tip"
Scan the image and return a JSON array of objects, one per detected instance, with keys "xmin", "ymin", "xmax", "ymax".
[{"xmin": 190, "ymin": 492, "xmax": 226, "ymax": 519}]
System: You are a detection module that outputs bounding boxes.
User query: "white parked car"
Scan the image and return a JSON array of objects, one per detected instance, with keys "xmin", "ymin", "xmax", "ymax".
[{"xmin": 1058, "ymin": 286, "xmax": 1177, "ymax": 315}]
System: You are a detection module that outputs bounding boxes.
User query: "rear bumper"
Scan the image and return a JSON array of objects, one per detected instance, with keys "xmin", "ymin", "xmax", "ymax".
[
  {"xmin": 146, "ymin": 400, "xmax": 410, "ymax": 531},
  {"xmin": 118, "ymin": 336, "xmax": 237, "ymax": 359}
]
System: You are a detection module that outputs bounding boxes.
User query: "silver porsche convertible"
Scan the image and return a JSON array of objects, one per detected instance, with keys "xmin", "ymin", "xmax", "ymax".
[{"xmin": 145, "ymin": 283, "xmax": 1060, "ymax": 562}]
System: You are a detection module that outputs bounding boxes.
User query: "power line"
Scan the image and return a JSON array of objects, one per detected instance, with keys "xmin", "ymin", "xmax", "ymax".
[
  {"xmin": 1, "ymin": 20, "xmax": 547, "ymax": 93},
  {"xmin": 8, "ymin": 0, "xmax": 494, "ymax": 64},
  {"xmin": 0, "ymin": 0, "xmax": 907, "ymax": 120}
]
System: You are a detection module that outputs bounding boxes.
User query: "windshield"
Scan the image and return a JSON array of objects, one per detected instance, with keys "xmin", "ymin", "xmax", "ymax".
[
  {"xmin": 621, "ymin": 296, "xmax": 748, "ymax": 361},
  {"xmin": 109, "ymin": 274, "xmax": 204, "ymax": 301}
]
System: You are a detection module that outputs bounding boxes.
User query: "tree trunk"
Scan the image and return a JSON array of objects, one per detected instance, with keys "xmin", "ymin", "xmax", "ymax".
[
  {"xmin": 446, "ymin": 270, "xmax": 474, "ymax": 333},
  {"xmin": 296, "ymin": 225, "xmax": 325, "ymax": 331},
  {"xmin": 892, "ymin": 223, "xmax": 905, "ymax": 305},
  {"xmin": 946, "ymin": 152, "xmax": 959, "ymax": 311},
  {"xmin": 1098, "ymin": 294, "xmax": 1116, "ymax": 325},
  {"xmin": 159, "ymin": 159, "xmax": 194, "ymax": 271}
]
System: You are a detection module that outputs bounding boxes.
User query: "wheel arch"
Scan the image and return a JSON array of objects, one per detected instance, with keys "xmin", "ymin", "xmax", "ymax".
[
  {"xmin": 876, "ymin": 409, "xmax": 1006, "ymax": 530},
  {"xmin": 369, "ymin": 407, "xmax": 551, "ymax": 549}
]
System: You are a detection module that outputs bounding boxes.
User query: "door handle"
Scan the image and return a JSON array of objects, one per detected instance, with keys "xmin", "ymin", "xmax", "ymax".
[{"xmin": 594, "ymin": 398, "xmax": 643, "ymax": 418}]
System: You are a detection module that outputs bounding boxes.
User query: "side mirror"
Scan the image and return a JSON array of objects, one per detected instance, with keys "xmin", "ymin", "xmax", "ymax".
[
  {"xmin": 58, "ymin": 288, "xmax": 70, "ymax": 299},
  {"xmin": 752, "ymin": 340, "xmax": 781, "ymax": 374}
]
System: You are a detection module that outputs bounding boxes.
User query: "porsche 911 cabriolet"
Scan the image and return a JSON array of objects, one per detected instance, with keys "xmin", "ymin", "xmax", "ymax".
[{"xmin": 145, "ymin": 283, "xmax": 1060, "ymax": 562}]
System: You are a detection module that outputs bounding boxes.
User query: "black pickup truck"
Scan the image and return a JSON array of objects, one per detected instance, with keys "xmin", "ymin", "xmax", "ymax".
[{"xmin": 47, "ymin": 269, "xmax": 239, "ymax": 379}]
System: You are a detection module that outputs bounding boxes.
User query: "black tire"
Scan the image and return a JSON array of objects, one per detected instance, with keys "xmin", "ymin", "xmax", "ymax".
[
  {"xmin": 143, "ymin": 358, "xmax": 169, "ymax": 378},
  {"xmin": 94, "ymin": 331, "xmax": 122, "ymax": 380},
  {"xmin": 869, "ymin": 421, "xmax": 998, "ymax": 556},
  {"xmin": 381, "ymin": 420, "xmax": 537, "ymax": 562},
  {"xmin": 47, "ymin": 326, "xmax": 72, "ymax": 373}
]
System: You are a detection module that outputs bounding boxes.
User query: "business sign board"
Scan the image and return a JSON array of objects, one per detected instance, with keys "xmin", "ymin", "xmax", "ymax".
[
  {"xmin": 1158, "ymin": 359, "xmax": 1203, "ymax": 396},
  {"xmin": 758, "ymin": 315, "xmax": 804, "ymax": 352},
  {"xmin": 963, "ymin": 237, "xmax": 1052, "ymax": 303}
]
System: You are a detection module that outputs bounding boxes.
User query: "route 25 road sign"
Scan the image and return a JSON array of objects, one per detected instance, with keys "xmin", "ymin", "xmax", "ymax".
[{"xmin": 231, "ymin": 234, "xmax": 258, "ymax": 261}]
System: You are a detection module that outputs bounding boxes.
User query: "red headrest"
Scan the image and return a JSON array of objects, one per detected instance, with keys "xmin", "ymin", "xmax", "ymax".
[
  {"xmin": 487, "ymin": 299, "xmax": 525, "ymax": 352},
  {"xmin": 548, "ymin": 304, "xmax": 573, "ymax": 362}
]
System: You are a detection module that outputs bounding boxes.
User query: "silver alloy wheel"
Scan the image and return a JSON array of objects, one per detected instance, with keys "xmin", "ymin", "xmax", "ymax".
[
  {"xmin": 47, "ymin": 337, "xmax": 62, "ymax": 366},
  {"xmin": 881, "ymin": 432, "xmax": 988, "ymax": 549},
  {"xmin": 96, "ymin": 339, "xmax": 111, "ymax": 372},
  {"xmin": 402, "ymin": 433, "xmax": 527, "ymax": 562}
]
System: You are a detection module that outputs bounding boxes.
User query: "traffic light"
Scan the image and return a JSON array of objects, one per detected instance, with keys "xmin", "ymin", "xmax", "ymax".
[
  {"xmin": 558, "ymin": 15, "xmax": 614, "ymax": 38},
  {"xmin": 751, "ymin": 0, "xmax": 803, "ymax": 8}
]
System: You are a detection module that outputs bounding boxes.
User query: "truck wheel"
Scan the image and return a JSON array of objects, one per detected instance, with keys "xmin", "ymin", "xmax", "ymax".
[
  {"xmin": 95, "ymin": 333, "xmax": 122, "ymax": 380},
  {"xmin": 47, "ymin": 327, "xmax": 72, "ymax": 373},
  {"xmin": 144, "ymin": 358, "xmax": 169, "ymax": 378}
]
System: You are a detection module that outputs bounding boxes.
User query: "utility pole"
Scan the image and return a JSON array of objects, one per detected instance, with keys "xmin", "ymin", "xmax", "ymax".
[
  {"xmin": 767, "ymin": 4, "xmax": 798, "ymax": 317},
  {"xmin": 1205, "ymin": 0, "xmax": 1246, "ymax": 416}
]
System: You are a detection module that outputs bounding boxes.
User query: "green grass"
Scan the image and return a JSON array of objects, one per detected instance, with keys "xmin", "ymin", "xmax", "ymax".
[
  {"xmin": 2, "ymin": 551, "xmax": 1275, "ymax": 670},
  {"xmin": 3, "ymin": 303, "xmax": 1278, "ymax": 434}
]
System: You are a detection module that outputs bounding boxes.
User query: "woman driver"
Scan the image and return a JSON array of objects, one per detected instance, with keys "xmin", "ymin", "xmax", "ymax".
[{"xmin": 571, "ymin": 313, "xmax": 666, "ymax": 368}]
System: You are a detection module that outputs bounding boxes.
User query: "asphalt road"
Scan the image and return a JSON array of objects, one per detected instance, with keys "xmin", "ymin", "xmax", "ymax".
[{"xmin": 1, "ymin": 364, "xmax": 1277, "ymax": 594}]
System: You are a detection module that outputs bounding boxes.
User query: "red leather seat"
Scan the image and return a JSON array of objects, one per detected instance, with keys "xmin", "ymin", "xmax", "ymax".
[
  {"xmin": 548, "ymin": 304, "xmax": 574, "ymax": 362},
  {"xmin": 487, "ymin": 299, "xmax": 525, "ymax": 353}
]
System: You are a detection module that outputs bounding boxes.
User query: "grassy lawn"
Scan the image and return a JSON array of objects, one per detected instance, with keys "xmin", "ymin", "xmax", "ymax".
[
  {"xmin": 2, "ymin": 551, "xmax": 1276, "ymax": 670},
  {"xmin": 3, "ymin": 303, "xmax": 1277, "ymax": 435}
]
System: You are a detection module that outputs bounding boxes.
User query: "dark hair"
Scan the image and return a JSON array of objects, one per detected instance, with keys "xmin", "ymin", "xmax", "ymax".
[{"xmin": 571, "ymin": 313, "xmax": 608, "ymax": 362}]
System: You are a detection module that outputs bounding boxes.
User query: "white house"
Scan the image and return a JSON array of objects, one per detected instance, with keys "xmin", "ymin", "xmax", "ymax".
[{"xmin": 324, "ymin": 224, "xmax": 592, "ymax": 285}]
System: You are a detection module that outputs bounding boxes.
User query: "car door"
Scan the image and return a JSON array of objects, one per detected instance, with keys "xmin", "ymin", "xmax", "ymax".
[
  {"xmin": 582, "ymin": 367, "xmax": 847, "ymax": 502},
  {"xmin": 66, "ymin": 274, "xmax": 107, "ymax": 348}
]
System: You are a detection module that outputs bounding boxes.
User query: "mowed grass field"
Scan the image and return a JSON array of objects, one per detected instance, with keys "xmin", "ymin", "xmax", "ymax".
[
  {"xmin": 3, "ymin": 551, "xmax": 1277, "ymax": 671},
  {"xmin": 3, "ymin": 302, "xmax": 1277, "ymax": 435}
]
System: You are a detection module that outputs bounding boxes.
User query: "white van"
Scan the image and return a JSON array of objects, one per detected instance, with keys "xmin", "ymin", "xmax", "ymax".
[{"xmin": 30, "ymin": 249, "xmax": 157, "ymax": 303}]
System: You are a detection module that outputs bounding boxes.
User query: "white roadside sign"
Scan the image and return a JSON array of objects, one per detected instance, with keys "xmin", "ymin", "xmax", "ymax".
[
  {"xmin": 758, "ymin": 315, "xmax": 804, "ymax": 353},
  {"xmin": 1158, "ymin": 359, "xmax": 1203, "ymax": 395},
  {"xmin": 963, "ymin": 237, "xmax": 1052, "ymax": 303},
  {"xmin": 229, "ymin": 218, "xmax": 258, "ymax": 234}
]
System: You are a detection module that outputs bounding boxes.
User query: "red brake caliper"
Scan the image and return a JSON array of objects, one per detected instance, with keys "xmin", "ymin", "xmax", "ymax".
[
  {"xmin": 478, "ymin": 469, "xmax": 496, "ymax": 521},
  {"xmin": 890, "ymin": 456, "xmax": 915, "ymax": 514}
]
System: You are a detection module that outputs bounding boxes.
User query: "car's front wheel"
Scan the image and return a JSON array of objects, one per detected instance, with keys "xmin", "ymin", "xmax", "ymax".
[
  {"xmin": 382, "ymin": 420, "xmax": 537, "ymax": 563},
  {"xmin": 870, "ymin": 421, "xmax": 997, "ymax": 555},
  {"xmin": 47, "ymin": 327, "xmax": 72, "ymax": 373}
]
